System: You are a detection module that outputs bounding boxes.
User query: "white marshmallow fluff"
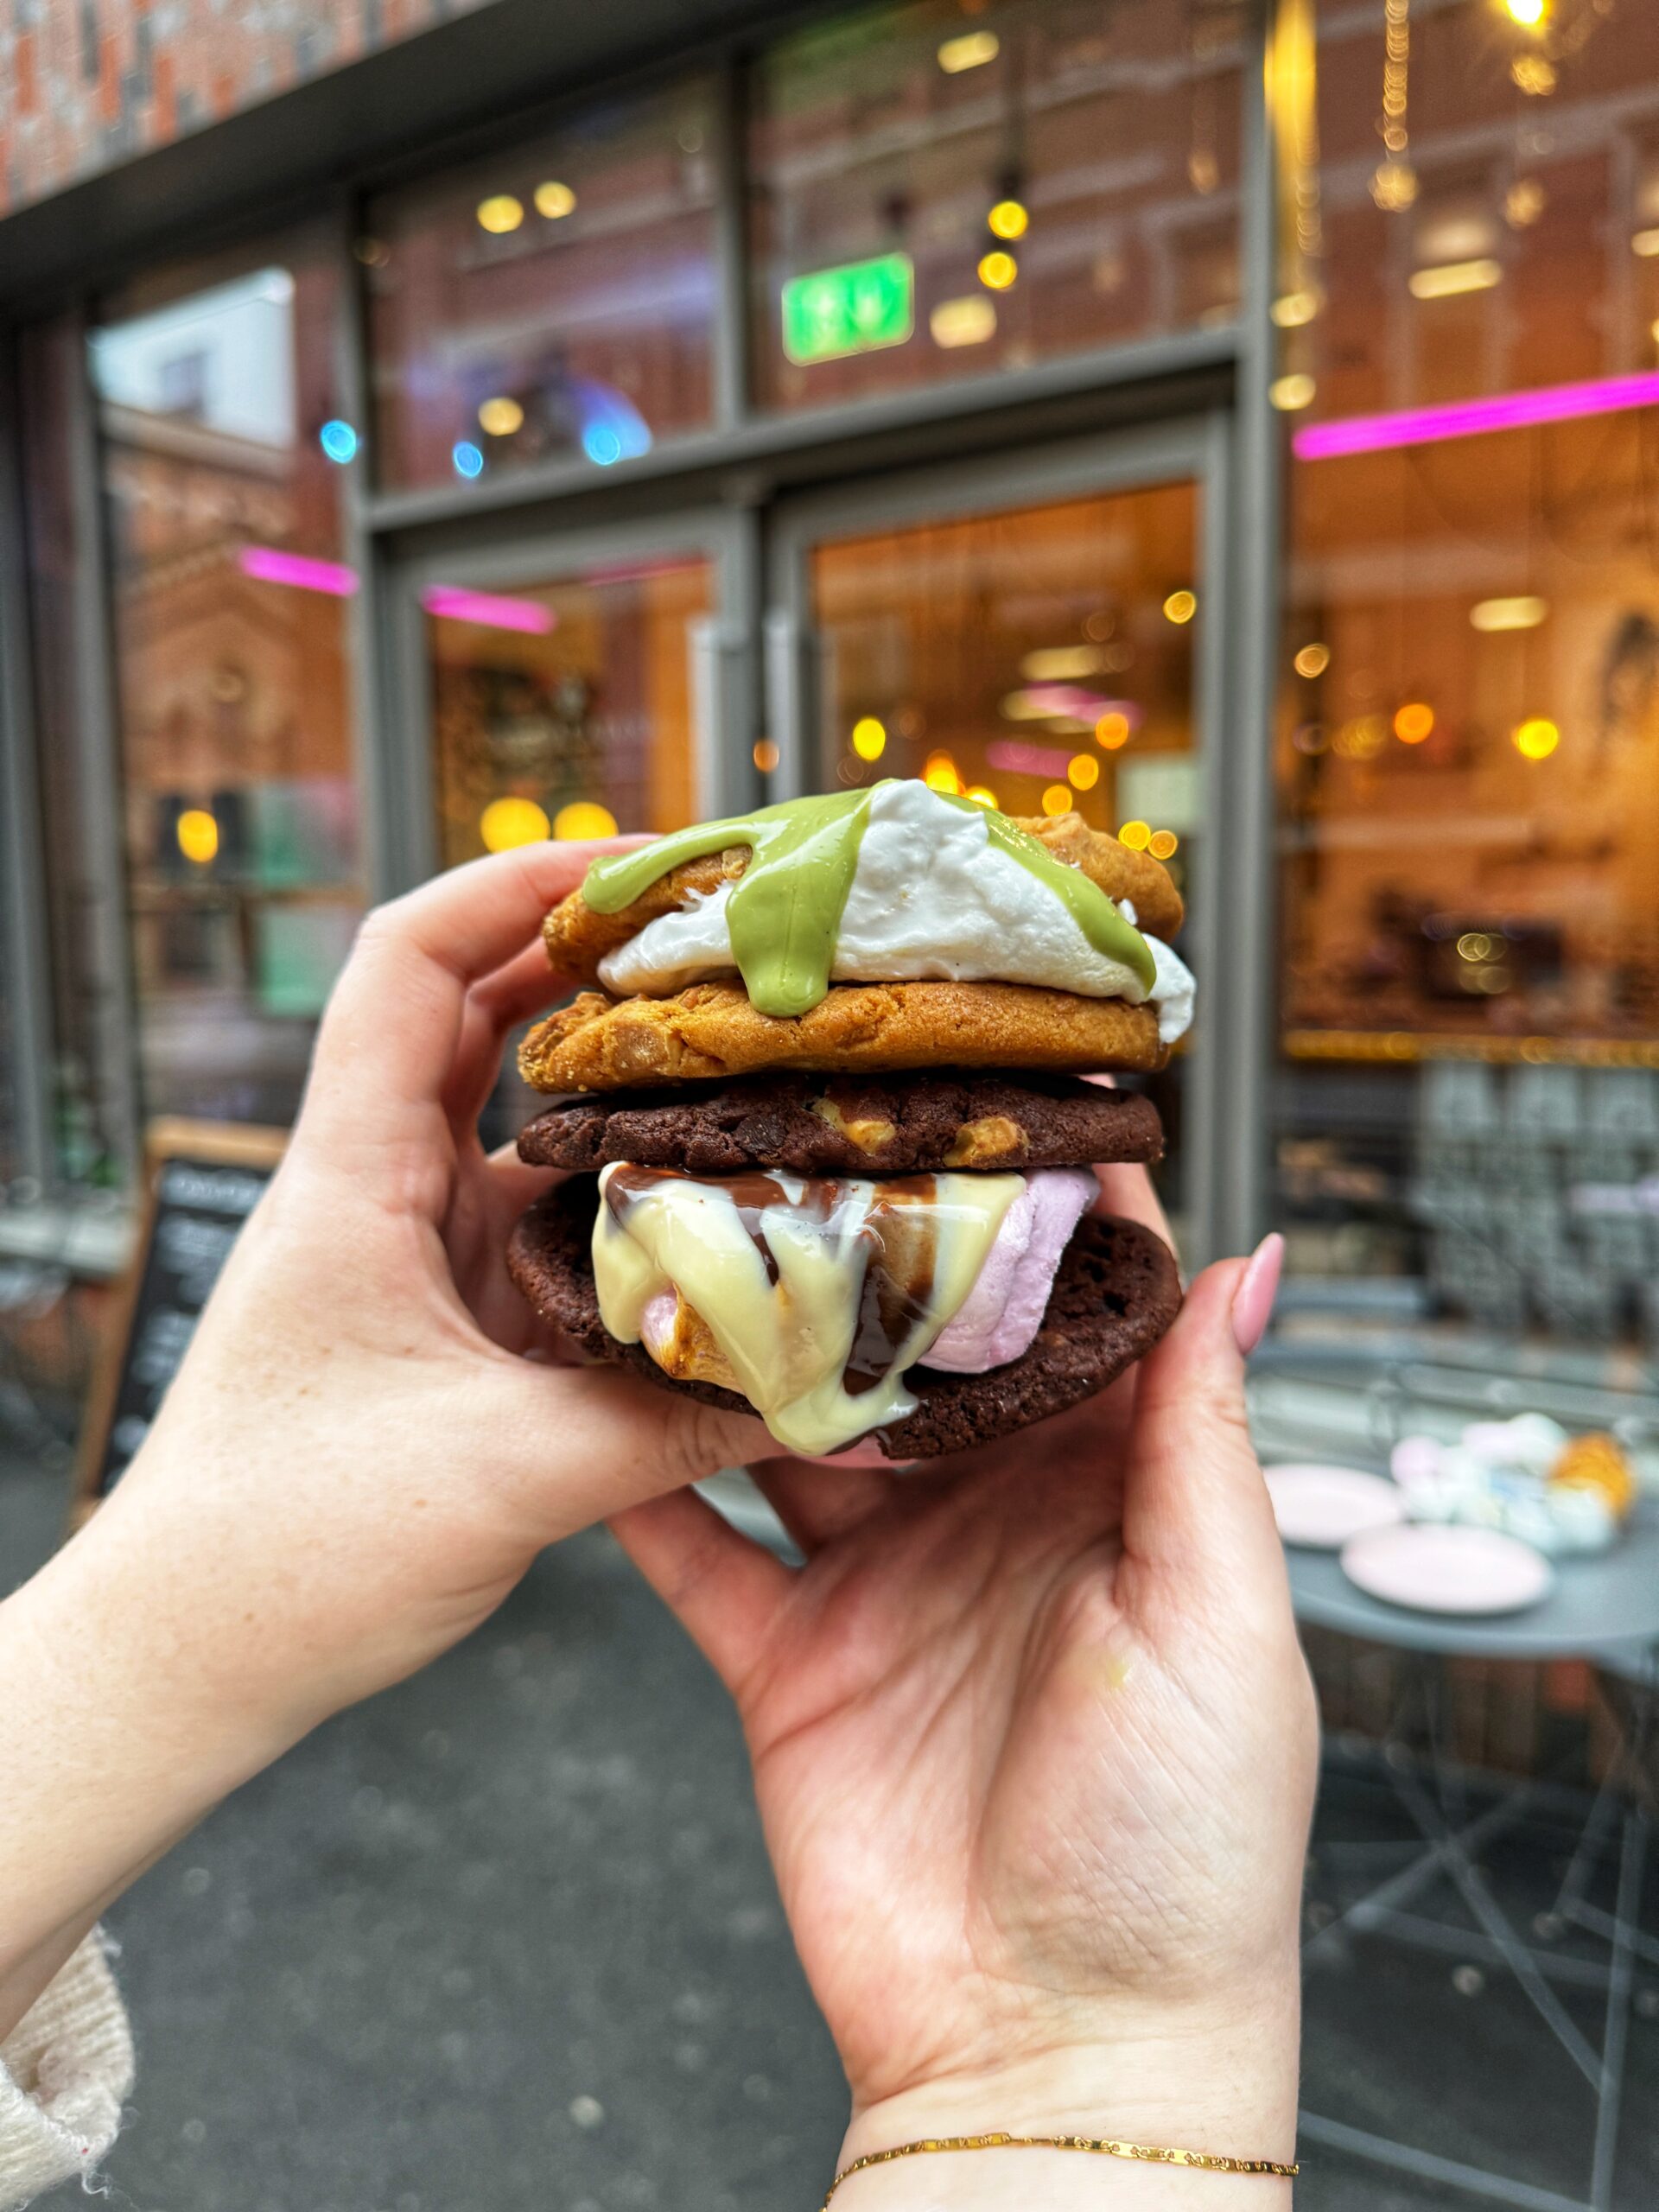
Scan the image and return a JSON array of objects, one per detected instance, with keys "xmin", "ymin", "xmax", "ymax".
[{"xmin": 597, "ymin": 779, "xmax": 1195, "ymax": 1043}]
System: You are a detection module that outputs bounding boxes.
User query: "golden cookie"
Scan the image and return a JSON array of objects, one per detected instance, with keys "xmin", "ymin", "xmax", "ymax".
[
  {"xmin": 519, "ymin": 979, "xmax": 1166, "ymax": 1092},
  {"xmin": 540, "ymin": 810, "xmax": 1183, "ymax": 986}
]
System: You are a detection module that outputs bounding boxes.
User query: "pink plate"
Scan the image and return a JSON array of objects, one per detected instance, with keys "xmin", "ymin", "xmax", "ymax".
[
  {"xmin": 1340, "ymin": 1523, "xmax": 1554, "ymax": 1617},
  {"xmin": 1265, "ymin": 1465, "xmax": 1405, "ymax": 1550}
]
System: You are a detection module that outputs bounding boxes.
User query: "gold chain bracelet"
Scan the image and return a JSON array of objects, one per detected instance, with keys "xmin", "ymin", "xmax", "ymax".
[{"xmin": 822, "ymin": 2130, "xmax": 1299, "ymax": 2206}]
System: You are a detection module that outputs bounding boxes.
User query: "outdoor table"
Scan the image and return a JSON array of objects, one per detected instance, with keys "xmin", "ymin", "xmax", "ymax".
[{"xmin": 1285, "ymin": 1502, "xmax": 1659, "ymax": 2212}]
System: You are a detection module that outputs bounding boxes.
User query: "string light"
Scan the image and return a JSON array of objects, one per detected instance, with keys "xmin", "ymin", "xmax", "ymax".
[
  {"xmin": 977, "ymin": 251, "xmax": 1018, "ymax": 290},
  {"xmin": 1370, "ymin": 0, "xmax": 1417, "ymax": 213},
  {"xmin": 1270, "ymin": 373, "xmax": 1317, "ymax": 410},
  {"xmin": 1095, "ymin": 712, "xmax": 1131, "ymax": 749},
  {"xmin": 1147, "ymin": 830, "xmax": 1179, "ymax": 861},
  {"xmin": 1394, "ymin": 702, "xmax": 1434, "ymax": 743},
  {"xmin": 1162, "ymin": 589, "xmax": 1198, "ymax": 623},
  {"xmin": 988, "ymin": 200, "xmax": 1028, "ymax": 239},
  {"xmin": 1067, "ymin": 753, "xmax": 1100, "ymax": 791},
  {"xmin": 1294, "ymin": 643, "xmax": 1330, "ymax": 677},
  {"xmin": 534, "ymin": 181, "xmax": 576, "ymax": 219},
  {"xmin": 176, "ymin": 809, "xmax": 219, "ymax": 865},
  {"xmin": 852, "ymin": 716, "xmax": 887, "ymax": 761},
  {"xmin": 476, "ymin": 194, "xmax": 524, "ymax": 234},
  {"xmin": 1117, "ymin": 820, "xmax": 1153, "ymax": 850}
]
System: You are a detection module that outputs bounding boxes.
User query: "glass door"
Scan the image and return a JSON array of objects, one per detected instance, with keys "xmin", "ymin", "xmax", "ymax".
[
  {"xmin": 765, "ymin": 422, "xmax": 1230, "ymax": 1262},
  {"xmin": 396, "ymin": 512, "xmax": 757, "ymax": 881}
]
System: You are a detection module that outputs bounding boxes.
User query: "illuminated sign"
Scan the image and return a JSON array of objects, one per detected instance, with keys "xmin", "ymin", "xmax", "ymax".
[{"xmin": 780, "ymin": 253, "xmax": 914, "ymax": 365}]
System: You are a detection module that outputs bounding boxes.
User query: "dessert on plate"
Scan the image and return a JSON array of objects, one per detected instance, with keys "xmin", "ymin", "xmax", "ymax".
[{"xmin": 507, "ymin": 777, "xmax": 1192, "ymax": 1459}]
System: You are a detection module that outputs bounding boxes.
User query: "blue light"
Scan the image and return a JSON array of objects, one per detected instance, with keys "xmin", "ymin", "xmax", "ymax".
[
  {"xmin": 318, "ymin": 418, "xmax": 359, "ymax": 465},
  {"xmin": 452, "ymin": 440, "xmax": 485, "ymax": 480},
  {"xmin": 582, "ymin": 423, "xmax": 624, "ymax": 467}
]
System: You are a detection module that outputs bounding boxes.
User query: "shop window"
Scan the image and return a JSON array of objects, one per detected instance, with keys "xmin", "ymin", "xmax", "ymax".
[
  {"xmin": 1273, "ymin": 0, "xmax": 1659, "ymax": 1375},
  {"xmin": 365, "ymin": 82, "xmax": 719, "ymax": 491},
  {"xmin": 86, "ymin": 240, "xmax": 365, "ymax": 1132},
  {"xmin": 749, "ymin": 0, "xmax": 1246, "ymax": 415}
]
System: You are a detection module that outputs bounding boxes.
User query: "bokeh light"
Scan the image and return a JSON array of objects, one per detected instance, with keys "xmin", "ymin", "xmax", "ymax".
[
  {"xmin": 1513, "ymin": 716, "xmax": 1560, "ymax": 760},
  {"xmin": 852, "ymin": 716, "xmax": 887, "ymax": 761},
  {"xmin": 553, "ymin": 800, "xmax": 620, "ymax": 840},
  {"xmin": 476, "ymin": 194, "xmax": 524, "ymax": 234},
  {"xmin": 1066, "ymin": 753, "xmax": 1100, "ymax": 791},
  {"xmin": 1147, "ymin": 830, "xmax": 1179, "ymax": 861},
  {"xmin": 480, "ymin": 797, "xmax": 550, "ymax": 851},
  {"xmin": 924, "ymin": 753, "xmax": 963, "ymax": 794},
  {"xmin": 977, "ymin": 251, "xmax": 1018, "ymax": 290},
  {"xmin": 478, "ymin": 396, "xmax": 524, "ymax": 436},
  {"xmin": 534, "ymin": 181, "xmax": 576, "ymax": 219},
  {"xmin": 1095, "ymin": 711, "xmax": 1131, "ymax": 749},
  {"xmin": 318, "ymin": 419, "xmax": 359, "ymax": 464},
  {"xmin": 175, "ymin": 808, "xmax": 219, "ymax": 865},
  {"xmin": 452, "ymin": 441, "xmax": 485, "ymax": 479},
  {"xmin": 1394, "ymin": 702, "xmax": 1434, "ymax": 743},
  {"xmin": 1162, "ymin": 589, "xmax": 1198, "ymax": 624},
  {"xmin": 988, "ymin": 200, "xmax": 1029, "ymax": 239},
  {"xmin": 965, "ymin": 785, "xmax": 998, "ymax": 807},
  {"xmin": 1118, "ymin": 819, "xmax": 1152, "ymax": 850},
  {"xmin": 753, "ymin": 740, "xmax": 779, "ymax": 772},
  {"xmin": 1041, "ymin": 785, "xmax": 1072, "ymax": 817},
  {"xmin": 1293, "ymin": 642, "xmax": 1330, "ymax": 677}
]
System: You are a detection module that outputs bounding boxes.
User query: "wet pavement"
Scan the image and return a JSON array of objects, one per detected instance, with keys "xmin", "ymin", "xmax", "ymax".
[{"xmin": 2, "ymin": 1444, "xmax": 1654, "ymax": 2211}]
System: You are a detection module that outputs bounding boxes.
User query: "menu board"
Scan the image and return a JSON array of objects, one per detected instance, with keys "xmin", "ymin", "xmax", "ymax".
[{"xmin": 71, "ymin": 1120, "xmax": 286, "ymax": 1525}]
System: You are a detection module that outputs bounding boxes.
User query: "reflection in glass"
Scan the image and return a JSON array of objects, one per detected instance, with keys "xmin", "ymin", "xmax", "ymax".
[
  {"xmin": 804, "ymin": 480, "xmax": 1202, "ymax": 1243},
  {"xmin": 367, "ymin": 84, "xmax": 718, "ymax": 489},
  {"xmin": 751, "ymin": 0, "xmax": 1246, "ymax": 413},
  {"xmin": 91, "ymin": 245, "xmax": 363, "ymax": 1129},
  {"xmin": 1274, "ymin": 0, "xmax": 1659, "ymax": 1370},
  {"xmin": 426, "ymin": 557, "xmax": 711, "ymax": 870}
]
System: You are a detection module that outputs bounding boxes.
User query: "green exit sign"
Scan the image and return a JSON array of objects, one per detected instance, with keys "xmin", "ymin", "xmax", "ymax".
[{"xmin": 781, "ymin": 252, "xmax": 914, "ymax": 365}]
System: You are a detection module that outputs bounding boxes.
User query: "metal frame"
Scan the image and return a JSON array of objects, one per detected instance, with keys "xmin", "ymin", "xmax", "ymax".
[
  {"xmin": 0, "ymin": 0, "xmax": 1283, "ymax": 1268},
  {"xmin": 761, "ymin": 414, "xmax": 1236, "ymax": 1267}
]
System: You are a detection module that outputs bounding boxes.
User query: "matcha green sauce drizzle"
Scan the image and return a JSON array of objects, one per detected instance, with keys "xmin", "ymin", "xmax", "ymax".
[{"xmin": 581, "ymin": 780, "xmax": 1155, "ymax": 1016}]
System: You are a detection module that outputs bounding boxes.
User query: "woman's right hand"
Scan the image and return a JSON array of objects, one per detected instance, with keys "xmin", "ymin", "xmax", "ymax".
[{"xmin": 615, "ymin": 1187, "xmax": 1317, "ymax": 2203}]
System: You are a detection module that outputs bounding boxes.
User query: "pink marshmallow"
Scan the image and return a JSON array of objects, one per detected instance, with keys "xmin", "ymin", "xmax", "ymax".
[{"xmin": 920, "ymin": 1167, "xmax": 1096, "ymax": 1375}]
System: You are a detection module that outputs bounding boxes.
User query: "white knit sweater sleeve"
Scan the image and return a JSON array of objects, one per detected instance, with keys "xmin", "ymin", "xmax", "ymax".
[{"xmin": 0, "ymin": 1932, "xmax": 132, "ymax": 2210}]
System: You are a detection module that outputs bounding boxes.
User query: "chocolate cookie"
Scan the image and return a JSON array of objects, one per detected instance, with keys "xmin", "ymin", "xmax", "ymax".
[
  {"xmin": 518, "ymin": 1071, "xmax": 1163, "ymax": 1177},
  {"xmin": 506, "ymin": 1179, "xmax": 1182, "ymax": 1460},
  {"xmin": 518, "ymin": 979, "xmax": 1166, "ymax": 1093}
]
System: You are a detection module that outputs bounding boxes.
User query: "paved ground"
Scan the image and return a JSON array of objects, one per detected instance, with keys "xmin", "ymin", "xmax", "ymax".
[{"xmin": 3, "ymin": 1441, "xmax": 1655, "ymax": 2212}]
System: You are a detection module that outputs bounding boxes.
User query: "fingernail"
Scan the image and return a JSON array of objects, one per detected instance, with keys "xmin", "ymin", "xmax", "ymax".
[{"xmin": 1231, "ymin": 1232, "xmax": 1284, "ymax": 1357}]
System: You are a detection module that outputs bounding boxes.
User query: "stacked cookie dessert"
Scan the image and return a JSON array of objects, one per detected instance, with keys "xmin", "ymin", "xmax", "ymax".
[{"xmin": 506, "ymin": 778, "xmax": 1192, "ymax": 1459}]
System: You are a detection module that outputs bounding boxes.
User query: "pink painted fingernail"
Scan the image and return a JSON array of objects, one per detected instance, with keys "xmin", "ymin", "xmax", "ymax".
[{"xmin": 1231, "ymin": 1232, "xmax": 1284, "ymax": 1357}]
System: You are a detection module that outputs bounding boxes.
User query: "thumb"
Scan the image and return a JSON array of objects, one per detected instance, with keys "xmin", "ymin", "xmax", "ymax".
[
  {"xmin": 1120, "ymin": 1236, "xmax": 1287, "ymax": 1613},
  {"xmin": 494, "ymin": 1357, "xmax": 773, "ymax": 1539}
]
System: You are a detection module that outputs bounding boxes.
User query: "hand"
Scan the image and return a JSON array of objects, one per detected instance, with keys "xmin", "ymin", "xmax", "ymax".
[
  {"xmin": 0, "ymin": 846, "xmax": 766, "ymax": 2029},
  {"xmin": 614, "ymin": 1185, "xmax": 1316, "ymax": 2202}
]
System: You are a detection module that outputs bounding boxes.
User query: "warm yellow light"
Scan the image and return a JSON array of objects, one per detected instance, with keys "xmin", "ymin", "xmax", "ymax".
[
  {"xmin": 1394, "ymin": 702, "xmax": 1434, "ymax": 744},
  {"xmin": 1334, "ymin": 715, "xmax": 1387, "ymax": 760},
  {"xmin": 1117, "ymin": 819, "xmax": 1152, "ymax": 851},
  {"xmin": 753, "ymin": 739, "xmax": 779, "ymax": 772},
  {"xmin": 1408, "ymin": 257, "xmax": 1503, "ymax": 300},
  {"xmin": 1066, "ymin": 753, "xmax": 1100, "ymax": 791},
  {"xmin": 478, "ymin": 395, "xmax": 524, "ymax": 436},
  {"xmin": 176, "ymin": 808, "xmax": 219, "ymax": 865},
  {"xmin": 1162, "ymin": 589, "xmax": 1198, "ymax": 625},
  {"xmin": 852, "ymin": 715, "xmax": 887, "ymax": 761},
  {"xmin": 1471, "ymin": 594, "xmax": 1548, "ymax": 632},
  {"xmin": 1633, "ymin": 229, "xmax": 1659, "ymax": 259},
  {"xmin": 1147, "ymin": 830, "xmax": 1179, "ymax": 861},
  {"xmin": 1294, "ymin": 642, "xmax": 1331, "ymax": 677},
  {"xmin": 1041, "ymin": 784, "xmax": 1074, "ymax": 817},
  {"xmin": 1269, "ymin": 372, "xmax": 1317, "ymax": 410},
  {"xmin": 1095, "ymin": 711, "xmax": 1131, "ymax": 750},
  {"xmin": 1022, "ymin": 645, "xmax": 1103, "ymax": 681},
  {"xmin": 476, "ymin": 194, "xmax": 524, "ymax": 235},
  {"xmin": 1270, "ymin": 289, "xmax": 1321, "ymax": 327},
  {"xmin": 534, "ymin": 180, "xmax": 576, "ymax": 219},
  {"xmin": 930, "ymin": 296, "xmax": 998, "ymax": 348},
  {"xmin": 938, "ymin": 29, "xmax": 1000, "ymax": 72},
  {"xmin": 965, "ymin": 785, "xmax": 998, "ymax": 807},
  {"xmin": 1458, "ymin": 931, "xmax": 1496, "ymax": 962},
  {"xmin": 552, "ymin": 800, "xmax": 619, "ymax": 840},
  {"xmin": 1512, "ymin": 716, "xmax": 1560, "ymax": 760},
  {"xmin": 1503, "ymin": 0, "xmax": 1547, "ymax": 22},
  {"xmin": 1510, "ymin": 54, "xmax": 1556, "ymax": 93},
  {"xmin": 977, "ymin": 251, "xmax": 1018, "ymax": 291},
  {"xmin": 924, "ymin": 752, "xmax": 963, "ymax": 794},
  {"xmin": 480, "ymin": 796, "xmax": 551, "ymax": 851},
  {"xmin": 988, "ymin": 199, "xmax": 1029, "ymax": 240}
]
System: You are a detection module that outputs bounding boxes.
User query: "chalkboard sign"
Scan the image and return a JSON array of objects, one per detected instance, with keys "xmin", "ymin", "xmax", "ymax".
[{"xmin": 71, "ymin": 1119, "xmax": 287, "ymax": 1525}]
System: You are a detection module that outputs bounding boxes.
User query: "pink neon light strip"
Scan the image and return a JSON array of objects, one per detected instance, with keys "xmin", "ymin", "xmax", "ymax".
[
  {"xmin": 420, "ymin": 585, "xmax": 556, "ymax": 634},
  {"xmin": 238, "ymin": 545, "xmax": 359, "ymax": 595},
  {"xmin": 988, "ymin": 739, "xmax": 1092, "ymax": 778},
  {"xmin": 1293, "ymin": 369, "xmax": 1659, "ymax": 461}
]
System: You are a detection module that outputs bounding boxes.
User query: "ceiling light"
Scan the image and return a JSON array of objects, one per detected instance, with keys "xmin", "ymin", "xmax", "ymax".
[
  {"xmin": 1471, "ymin": 595, "xmax": 1547, "ymax": 631},
  {"xmin": 1409, "ymin": 257, "xmax": 1502, "ymax": 299},
  {"xmin": 930, "ymin": 296, "xmax": 997, "ymax": 348},
  {"xmin": 938, "ymin": 29, "xmax": 999, "ymax": 73}
]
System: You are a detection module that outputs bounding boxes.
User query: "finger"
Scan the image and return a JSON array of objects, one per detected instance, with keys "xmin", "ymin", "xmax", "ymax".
[
  {"xmin": 609, "ymin": 1488, "xmax": 793, "ymax": 1699},
  {"xmin": 1119, "ymin": 1254, "xmax": 1290, "ymax": 1623},
  {"xmin": 443, "ymin": 943, "xmax": 575, "ymax": 1133},
  {"xmin": 480, "ymin": 1138, "xmax": 563, "ymax": 1221},
  {"xmin": 1092, "ymin": 1159, "xmax": 1174, "ymax": 1249},
  {"xmin": 302, "ymin": 841, "xmax": 621, "ymax": 1147},
  {"xmin": 747, "ymin": 1455, "xmax": 899, "ymax": 1555}
]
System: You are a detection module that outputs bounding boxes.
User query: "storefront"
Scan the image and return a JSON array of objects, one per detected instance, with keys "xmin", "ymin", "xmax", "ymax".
[{"xmin": 3, "ymin": 0, "xmax": 1658, "ymax": 1434}]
